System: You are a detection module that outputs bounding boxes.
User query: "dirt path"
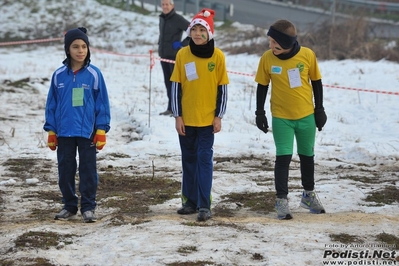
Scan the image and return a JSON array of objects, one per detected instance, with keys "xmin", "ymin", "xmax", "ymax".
[{"xmin": 0, "ymin": 140, "xmax": 398, "ymax": 265}]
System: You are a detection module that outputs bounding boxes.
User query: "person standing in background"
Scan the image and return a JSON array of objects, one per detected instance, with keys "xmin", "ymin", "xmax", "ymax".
[
  {"xmin": 158, "ymin": 0, "xmax": 190, "ymax": 116},
  {"xmin": 171, "ymin": 9, "xmax": 229, "ymax": 221},
  {"xmin": 254, "ymin": 19, "xmax": 327, "ymax": 220},
  {"xmin": 44, "ymin": 27, "xmax": 111, "ymax": 223}
]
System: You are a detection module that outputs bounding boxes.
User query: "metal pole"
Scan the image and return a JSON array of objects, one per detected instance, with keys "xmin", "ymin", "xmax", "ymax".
[
  {"xmin": 195, "ymin": 0, "xmax": 199, "ymax": 13},
  {"xmin": 149, "ymin": 50, "xmax": 153, "ymax": 127},
  {"xmin": 329, "ymin": 0, "xmax": 336, "ymax": 59},
  {"xmin": 332, "ymin": 0, "xmax": 336, "ymax": 25},
  {"xmin": 183, "ymin": 0, "xmax": 187, "ymax": 15}
]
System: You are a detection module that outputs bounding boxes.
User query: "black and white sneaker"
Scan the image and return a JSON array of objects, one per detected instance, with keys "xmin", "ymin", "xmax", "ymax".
[
  {"xmin": 82, "ymin": 210, "xmax": 97, "ymax": 223},
  {"xmin": 54, "ymin": 209, "xmax": 76, "ymax": 220}
]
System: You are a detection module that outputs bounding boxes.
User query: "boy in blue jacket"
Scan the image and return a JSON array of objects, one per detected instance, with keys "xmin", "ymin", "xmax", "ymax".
[{"xmin": 43, "ymin": 27, "xmax": 111, "ymax": 223}]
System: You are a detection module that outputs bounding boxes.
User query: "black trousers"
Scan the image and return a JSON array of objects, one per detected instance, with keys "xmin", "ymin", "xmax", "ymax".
[
  {"xmin": 274, "ymin": 154, "xmax": 315, "ymax": 198},
  {"xmin": 160, "ymin": 60, "xmax": 175, "ymax": 111}
]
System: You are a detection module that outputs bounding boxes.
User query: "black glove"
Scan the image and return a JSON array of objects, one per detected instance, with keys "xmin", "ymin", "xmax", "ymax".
[
  {"xmin": 255, "ymin": 110, "xmax": 268, "ymax": 134},
  {"xmin": 314, "ymin": 107, "xmax": 327, "ymax": 131}
]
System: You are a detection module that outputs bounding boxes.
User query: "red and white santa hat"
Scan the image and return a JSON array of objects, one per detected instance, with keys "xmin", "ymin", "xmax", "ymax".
[{"xmin": 186, "ymin": 8, "xmax": 215, "ymax": 40}]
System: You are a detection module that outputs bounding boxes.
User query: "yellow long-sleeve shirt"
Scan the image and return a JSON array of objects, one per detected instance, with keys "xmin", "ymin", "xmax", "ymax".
[
  {"xmin": 171, "ymin": 46, "xmax": 229, "ymax": 126},
  {"xmin": 255, "ymin": 47, "xmax": 322, "ymax": 120}
]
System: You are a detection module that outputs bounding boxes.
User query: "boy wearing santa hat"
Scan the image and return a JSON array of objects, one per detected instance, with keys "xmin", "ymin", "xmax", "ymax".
[{"xmin": 170, "ymin": 9, "xmax": 229, "ymax": 221}]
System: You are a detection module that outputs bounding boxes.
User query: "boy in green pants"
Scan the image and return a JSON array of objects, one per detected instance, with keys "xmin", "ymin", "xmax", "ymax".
[{"xmin": 255, "ymin": 19, "xmax": 327, "ymax": 220}]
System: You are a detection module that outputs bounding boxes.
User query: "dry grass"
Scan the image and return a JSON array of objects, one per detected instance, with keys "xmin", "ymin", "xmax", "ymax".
[{"xmin": 218, "ymin": 17, "xmax": 399, "ymax": 62}]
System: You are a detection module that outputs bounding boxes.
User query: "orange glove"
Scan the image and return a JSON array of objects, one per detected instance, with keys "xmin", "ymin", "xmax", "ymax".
[
  {"xmin": 93, "ymin": 129, "xmax": 106, "ymax": 150},
  {"xmin": 47, "ymin": 131, "xmax": 57, "ymax": 151}
]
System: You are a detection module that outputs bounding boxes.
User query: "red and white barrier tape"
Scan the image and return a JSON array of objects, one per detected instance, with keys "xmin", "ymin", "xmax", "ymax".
[
  {"xmin": 1, "ymin": 37, "xmax": 398, "ymax": 96},
  {"xmin": 324, "ymin": 84, "xmax": 399, "ymax": 95},
  {"xmin": 0, "ymin": 37, "xmax": 63, "ymax": 46},
  {"xmin": 158, "ymin": 57, "xmax": 175, "ymax": 64},
  {"xmin": 91, "ymin": 47, "xmax": 150, "ymax": 58},
  {"xmin": 227, "ymin": 70, "xmax": 255, "ymax": 77}
]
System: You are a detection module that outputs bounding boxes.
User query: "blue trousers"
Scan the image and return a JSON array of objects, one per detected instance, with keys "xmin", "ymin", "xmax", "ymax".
[
  {"xmin": 57, "ymin": 137, "xmax": 98, "ymax": 214},
  {"xmin": 178, "ymin": 126, "xmax": 214, "ymax": 210}
]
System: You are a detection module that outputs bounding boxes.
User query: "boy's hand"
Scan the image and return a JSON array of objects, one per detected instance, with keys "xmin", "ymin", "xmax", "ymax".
[
  {"xmin": 47, "ymin": 131, "xmax": 57, "ymax": 151},
  {"xmin": 213, "ymin": 117, "xmax": 221, "ymax": 134},
  {"xmin": 255, "ymin": 110, "xmax": 268, "ymax": 134},
  {"xmin": 314, "ymin": 108, "xmax": 327, "ymax": 131},
  {"xmin": 93, "ymin": 129, "xmax": 106, "ymax": 150},
  {"xmin": 175, "ymin": 117, "xmax": 185, "ymax": 136},
  {"xmin": 172, "ymin": 41, "xmax": 183, "ymax": 50}
]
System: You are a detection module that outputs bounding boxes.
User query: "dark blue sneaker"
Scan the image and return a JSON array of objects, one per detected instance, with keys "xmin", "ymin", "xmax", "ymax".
[
  {"xmin": 197, "ymin": 208, "xmax": 211, "ymax": 221},
  {"xmin": 177, "ymin": 205, "xmax": 197, "ymax": 215}
]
